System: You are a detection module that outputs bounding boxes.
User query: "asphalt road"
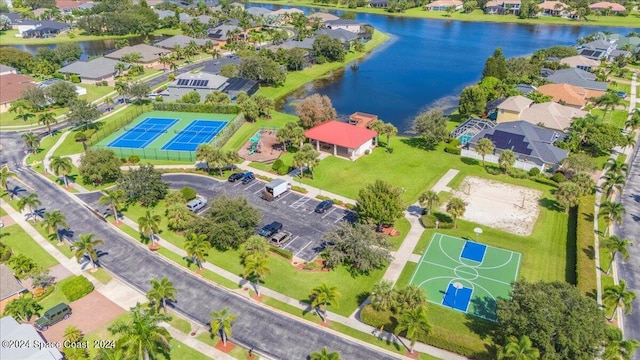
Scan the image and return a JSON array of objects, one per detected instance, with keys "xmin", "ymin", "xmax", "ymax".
[
  {"xmin": 617, "ymin": 143, "xmax": 640, "ymax": 358},
  {"xmin": 0, "ymin": 133, "xmax": 400, "ymax": 360}
]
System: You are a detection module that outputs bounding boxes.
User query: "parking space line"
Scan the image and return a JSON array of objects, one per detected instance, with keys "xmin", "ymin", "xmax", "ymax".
[
  {"xmin": 321, "ymin": 207, "xmax": 337, "ymax": 219},
  {"xmin": 290, "ymin": 197, "xmax": 311, "ymax": 209},
  {"xmin": 254, "ymin": 187, "xmax": 265, "ymax": 195},
  {"xmin": 334, "ymin": 214, "xmax": 349, "ymax": 223},
  {"xmin": 234, "ymin": 181, "xmax": 243, "ymax": 187},
  {"xmin": 281, "ymin": 235, "xmax": 299, "ymax": 250},
  {"xmin": 275, "ymin": 192, "xmax": 292, "ymax": 202},
  {"xmin": 294, "ymin": 241, "xmax": 314, "ymax": 257}
]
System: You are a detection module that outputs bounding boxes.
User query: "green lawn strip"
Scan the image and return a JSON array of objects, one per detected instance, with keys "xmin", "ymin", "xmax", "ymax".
[
  {"xmin": 0, "ymin": 29, "xmax": 138, "ymax": 45},
  {"xmin": 79, "ymin": 84, "xmax": 116, "ymax": 103},
  {"xmin": 419, "ymin": 353, "xmax": 443, "ymax": 360},
  {"xmin": 576, "ymin": 195, "xmax": 598, "ymax": 299},
  {"xmin": 91, "ymin": 269, "xmax": 113, "ymax": 285},
  {"xmin": 27, "ymin": 218, "xmax": 74, "ymax": 258},
  {"xmin": 251, "ymin": 1, "xmax": 640, "ymax": 27},
  {"xmin": 169, "ymin": 314, "xmax": 192, "ymax": 334},
  {"xmin": 53, "ymin": 132, "xmax": 85, "ymax": 157},
  {"xmin": 591, "ymin": 109, "xmax": 628, "ymax": 130},
  {"xmin": 387, "ymin": 217, "xmax": 410, "ymax": 251},
  {"xmin": 394, "ymin": 262, "xmax": 418, "ymax": 288},
  {"xmin": 261, "ymin": 296, "xmax": 406, "ymax": 355},
  {"xmin": 0, "ymin": 106, "xmax": 68, "ymax": 127},
  {"xmin": 221, "ymin": 111, "xmax": 299, "ymax": 152},
  {"xmin": 167, "ymin": 339, "xmax": 211, "ymax": 360},
  {"xmin": 0, "ymin": 207, "xmax": 6, "ymax": 216},
  {"xmin": 257, "ymin": 30, "xmax": 390, "ymax": 100},
  {"xmin": 607, "ymin": 81, "xmax": 632, "ymax": 94},
  {"xmin": 26, "ymin": 133, "xmax": 63, "ymax": 164},
  {"xmin": 38, "ymin": 285, "xmax": 68, "ymax": 310},
  {"xmin": 0, "ymin": 223, "xmax": 59, "ymax": 270}
]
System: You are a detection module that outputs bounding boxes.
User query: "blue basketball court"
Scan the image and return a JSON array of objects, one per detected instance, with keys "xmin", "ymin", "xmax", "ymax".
[
  {"xmin": 107, "ymin": 117, "xmax": 178, "ymax": 149},
  {"xmin": 161, "ymin": 120, "xmax": 228, "ymax": 151}
]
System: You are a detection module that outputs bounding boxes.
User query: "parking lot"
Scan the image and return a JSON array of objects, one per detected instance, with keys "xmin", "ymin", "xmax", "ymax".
[{"xmin": 77, "ymin": 174, "xmax": 357, "ymax": 262}]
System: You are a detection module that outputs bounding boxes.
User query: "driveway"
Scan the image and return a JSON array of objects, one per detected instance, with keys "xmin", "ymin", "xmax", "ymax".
[
  {"xmin": 1, "ymin": 133, "xmax": 399, "ymax": 360},
  {"xmin": 162, "ymin": 173, "xmax": 357, "ymax": 261},
  {"xmin": 617, "ymin": 143, "xmax": 640, "ymax": 359}
]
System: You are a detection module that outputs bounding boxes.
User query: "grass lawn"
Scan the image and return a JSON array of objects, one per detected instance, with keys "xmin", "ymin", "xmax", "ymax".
[
  {"xmin": 0, "ymin": 107, "xmax": 68, "ymax": 127},
  {"xmin": 80, "ymin": 84, "xmax": 116, "ymax": 103},
  {"xmin": 591, "ymin": 109, "xmax": 629, "ymax": 130},
  {"xmin": 38, "ymin": 285, "xmax": 68, "ymax": 310},
  {"xmin": 608, "ymin": 81, "xmax": 632, "ymax": 94},
  {"xmin": 53, "ymin": 131, "xmax": 85, "ymax": 157},
  {"xmin": 92, "ymin": 268, "xmax": 113, "ymax": 284},
  {"xmin": 26, "ymin": 132, "xmax": 64, "ymax": 164},
  {"xmin": 257, "ymin": 30, "xmax": 390, "ymax": 100},
  {"xmin": 0, "ymin": 223, "xmax": 59, "ymax": 271},
  {"xmin": 221, "ymin": 111, "xmax": 299, "ymax": 152},
  {"xmin": 168, "ymin": 314, "xmax": 192, "ymax": 334},
  {"xmin": 0, "ymin": 29, "xmax": 137, "ymax": 45}
]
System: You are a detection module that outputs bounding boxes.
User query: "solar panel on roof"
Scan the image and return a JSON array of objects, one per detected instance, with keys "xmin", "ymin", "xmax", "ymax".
[
  {"xmin": 486, "ymin": 130, "xmax": 532, "ymax": 155},
  {"xmin": 177, "ymin": 79, "xmax": 189, "ymax": 86}
]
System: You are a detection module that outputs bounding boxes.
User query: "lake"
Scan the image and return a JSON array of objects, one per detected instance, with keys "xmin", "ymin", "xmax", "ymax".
[{"xmin": 250, "ymin": 3, "xmax": 634, "ymax": 131}]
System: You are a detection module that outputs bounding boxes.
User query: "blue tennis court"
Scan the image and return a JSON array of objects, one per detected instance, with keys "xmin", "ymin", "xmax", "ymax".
[
  {"xmin": 108, "ymin": 117, "xmax": 178, "ymax": 149},
  {"xmin": 161, "ymin": 120, "xmax": 228, "ymax": 151}
]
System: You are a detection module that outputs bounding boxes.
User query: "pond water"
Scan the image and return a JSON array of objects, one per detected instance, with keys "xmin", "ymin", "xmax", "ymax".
[{"xmin": 250, "ymin": 3, "xmax": 634, "ymax": 131}]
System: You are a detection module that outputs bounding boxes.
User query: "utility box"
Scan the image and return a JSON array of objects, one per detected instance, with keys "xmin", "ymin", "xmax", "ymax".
[{"xmin": 262, "ymin": 179, "xmax": 291, "ymax": 201}]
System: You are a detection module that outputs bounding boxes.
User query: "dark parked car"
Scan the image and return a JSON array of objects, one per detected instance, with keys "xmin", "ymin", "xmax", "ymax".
[
  {"xmin": 228, "ymin": 172, "xmax": 245, "ymax": 182},
  {"xmin": 35, "ymin": 303, "xmax": 72, "ymax": 331},
  {"xmin": 315, "ymin": 200, "xmax": 334, "ymax": 214},
  {"xmin": 259, "ymin": 221, "xmax": 283, "ymax": 237},
  {"xmin": 242, "ymin": 172, "xmax": 255, "ymax": 184}
]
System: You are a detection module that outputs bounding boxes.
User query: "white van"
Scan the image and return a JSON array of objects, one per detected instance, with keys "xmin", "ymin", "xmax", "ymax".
[{"xmin": 186, "ymin": 196, "xmax": 207, "ymax": 212}]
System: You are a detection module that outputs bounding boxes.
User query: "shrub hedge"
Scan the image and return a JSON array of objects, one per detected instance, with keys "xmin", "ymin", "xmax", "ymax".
[
  {"xmin": 551, "ymin": 172, "xmax": 566, "ymax": 183},
  {"xmin": 291, "ymin": 185, "xmax": 308, "ymax": 194},
  {"xmin": 269, "ymin": 245, "xmax": 293, "ymax": 259},
  {"xmin": 444, "ymin": 146, "xmax": 461, "ymax": 155},
  {"xmin": 420, "ymin": 212, "xmax": 454, "ymax": 229},
  {"xmin": 576, "ymin": 195, "xmax": 597, "ymax": 298},
  {"xmin": 507, "ymin": 167, "xmax": 528, "ymax": 179},
  {"xmin": 60, "ymin": 275, "xmax": 94, "ymax": 302},
  {"xmin": 153, "ymin": 102, "xmax": 240, "ymax": 114},
  {"xmin": 533, "ymin": 176, "xmax": 559, "ymax": 187},
  {"xmin": 180, "ymin": 186, "xmax": 197, "ymax": 201}
]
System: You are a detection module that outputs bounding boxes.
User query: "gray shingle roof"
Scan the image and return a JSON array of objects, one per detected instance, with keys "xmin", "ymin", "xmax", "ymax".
[
  {"xmin": 314, "ymin": 28, "xmax": 358, "ymax": 42},
  {"xmin": 545, "ymin": 68, "xmax": 608, "ymax": 91},
  {"xmin": 58, "ymin": 57, "xmax": 123, "ymax": 79},
  {"xmin": 0, "ymin": 265, "xmax": 26, "ymax": 301},
  {"xmin": 155, "ymin": 35, "xmax": 210, "ymax": 49},
  {"xmin": 469, "ymin": 121, "xmax": 568, "ymax": 165},
  {"xmin": 245, "ymin": 7, "xmax": 273, "ymax": 16},
  {"xmin": 105, "ymin": 44, "xmax": 170, "ymax": 63}
]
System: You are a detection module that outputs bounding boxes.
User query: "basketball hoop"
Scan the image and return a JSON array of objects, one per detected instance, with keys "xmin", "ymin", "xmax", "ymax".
[{"xmin": 474, "ymin": 227, "xmax": 483, "ymax": 241}]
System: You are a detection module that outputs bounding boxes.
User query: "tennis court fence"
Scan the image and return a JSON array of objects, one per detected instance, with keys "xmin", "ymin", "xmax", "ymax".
[
  {"xmin": 87, "ymin": 105, "xmax": 153, "ymax": 147},
  {"xmin": 94, "ymin": 145, "xmax": 197, "ymax": 162},
  {"xmin": 210, "ymin": 113, "xmax": 244, "ymax": 149}
]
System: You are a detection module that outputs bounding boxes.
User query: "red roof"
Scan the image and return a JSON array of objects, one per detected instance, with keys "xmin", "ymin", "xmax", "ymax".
[
  {"xmin": 305, "ymin": 121, "xmax": 377, "ymax": 149},
  {"xmin": 0, "ymin": 74, "xmax": 35, "ymax": 105}
]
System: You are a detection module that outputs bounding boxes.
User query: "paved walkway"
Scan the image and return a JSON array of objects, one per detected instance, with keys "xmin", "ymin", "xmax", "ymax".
[
  {"xmin": 431, "ymin": 169, "xmax": 459, "ymax": 193},
  {"xmin": 0, "ymin": 200, "xmax": 233, "ymax": 360}
]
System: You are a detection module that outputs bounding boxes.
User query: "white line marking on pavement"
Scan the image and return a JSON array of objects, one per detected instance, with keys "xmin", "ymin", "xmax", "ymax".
[
  {"xmin": 334, "ymin": 214, "xmax": 349, "ymax": 223},
  {"xmin": 275, "ymin": 192, "xmax": 292, "ymax": 202},
  {"xmin": 294, "ymin": 241, "xmax": 314, "ymax": 257},
  {"xmin": 322, "ymin": 207, "xmax": 337, "ymax": 219},
  {"xmin": 281, "ymin": 235, "xmax": 299, "ymax": 250}
]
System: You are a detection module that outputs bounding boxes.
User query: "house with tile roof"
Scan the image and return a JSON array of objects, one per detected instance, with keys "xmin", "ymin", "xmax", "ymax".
[
  {"xmin": 560, "ymin": 55, "xmax": 600, "ymax": 71},
  {"xmin": 544, "ymin": 68, "xmax": 608, "ymax": 92},
  {"xmin": 0, "ymin": 265, "xmax": 27, "ymax": 314},
  {"xmin": 425, "ymin": 0, "xmax": 463, "ymax": 11},
  {"xmin": 305, "ymin": 121, "xmax": 378, "ymax": 160},
  {"xmin": 58, "ymin": 57, "xmax": 125, "ymax": 85},
  {"xmin": 537, "ymin": 83, "xmax": 604, "ymax": 109},
  {"xmin": 495, "ymin": 95, "xmax": 533, "ymax": 122},
  {"xmin": 537, "ymin": 1, "xmax": 568, "ymax": 16},
  {"xmin": 589, "ymin": 1, "xmax": 626, "ymax": 14},
  {"xmin": 484, "ymin": 0, "xmax": 521, "ymax": 15},
  {"xmin": 466, "ymin": 121, "xmax": 568, "ymax": 171},
  {"xmin": 325, "ymin": 19, "xmax": 366, "ymax": 34},
  {"xmin": 308, "ymin": 12, "xmax": 340, "ymax": 22},
  {"xmin": 105, "ymin": 44, "xmax": 170, "ymax": 67},
  {"xmin": 245, "ymin": 7, "xmax": 273, "ymax": 17},
  {"xmin": 155, "ymin": 34, "xmax": 212, "ymax": 49},
  {"xmin": 519, "ymin": 102, "xmax": 588, "ymax": 131},
  {"xmin": 0, "ymin": 73, "xmax": 35, "ymax": 113}
]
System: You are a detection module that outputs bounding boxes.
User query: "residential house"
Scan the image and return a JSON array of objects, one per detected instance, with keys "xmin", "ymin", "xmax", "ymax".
[
  {"xmin": 484, "ymin": 0, "xmax": 521, "ymax": 15},
  {"xmin": 305, "ymin": 121, "xmax": 378, "ymax": 160},
  {"xmin": 155, "ymin": 34, "xmax": 211, "ymax": 50},
  {"xmin": 466, "ymin": 121, "xmax": 568, "ymax": 171},
  {"xmin": 609, "ymin": 34, "xmax": 640, "ymax": 53},
  {"xmin": 105, "ymin": 44, "xmax": 170, "ymax": 67},
  {"xmin": 32, "ymin": 8, "xmax": 48, "ymax": 18},
  {"xmin": 58, "ymin": 57, "xmax": 125, "ymax": 86},
  {"xmin": 0, "ymin": 73, "xmax": 35, "ymax": 113},
  {"xmin": 560, "ymin": 55, "xmax": 599, "ymax": 71},
  {"xmin": 154, "ymin": 9, "xmax": 189, "ymax": 21},
  {"xmin": 222, "ymin": 77, "xmax": 259, "ymax": 99},
  {"xmin": 267, "ymin": 37, "xmax": 316, "ymax": 51},
  {"xmin": 308, "ymin": 12, "xmax": 340, "ymax": 22},
  {"xmin": 208, "ymin": 23, "xmax": 244, "ymax": 47},
  {"xmin": 589, "ymin": 1, "xmax": 626, "ymax": 14},
  {"xmin": 495, "ymin": 95, "xmax": 533, "ymax": 122},
  {"xmin": 56, "ymin": 0, "xmax": 93, "ymax": 12},
  {"xmin": 537, "ymin": 83, "xmax": 605, "ymax": 109},
  {"xmin": 18, "ymin": 20, "xmax": 69, "ymax": 38},
  {"xmin": 0, "ymin": 316, "xmax": 63, "ymax": 360},
  {"xmin": 519, "ymin": 102, "xmax": 588, "ymax": 131},
  {"xmin": 201, "ymin": 55, "xmax": 242, "ymax": 74},
  {"xmin": 544, "ymin": 68, "xmax": 608, "ymax": 92},
  {"xmin": 425, "ymin": 0, "xmax": 463, "ymax": 11},
  {"xmin": 314, "ymin": 28, "xmax": 359, "ymax": 46},
  {"xmin": 578, "ymin": 39, "xmax": 616, "ymax": 60},
  {"xmin": 537, "ymin": 1, "xmax": 568, "ymax": 16},
  {"xmin": 349, "ymin": 112, "xmax": 378, "ymax": 128},
  {"xmin": 245, "ymin": 7, "xmax": 273, "ymax": 17},
  {"xmin": 0, "ymin": 265, "xmax": 27, "ymax": 313},
  {"xmin": 369, "ymin": 0, "xmax": 389, "ymax": 8},
  {"xmin": 38, "ymin": 78, "xmax": 87, "ymax": 96},
  {"xmin": 165, "ymin": 72, "xmax": 229, "ymax": 101},
  {"xmin": 269, "ymin": 8, "xmax": 305, "ymax": 25},
  {"xmin": 325, "ymin": 19, "xmax": 365, "ymax": 34},
  {"xmin": 0, "ymin": 64, "xmax": 17, "ymax": 76},
  {"xmin": 0, "ymin": 12, "xmax": 22, "ymax": 24},
  {"xmin": 515, "ymin": 84, "xmax": 537, "ymax": 95}
]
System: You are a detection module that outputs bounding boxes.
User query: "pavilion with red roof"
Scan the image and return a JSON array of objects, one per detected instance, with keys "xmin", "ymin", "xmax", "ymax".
[{"xmin": 304, "ymin": 121, "xmax": 378, "ymax": 161}]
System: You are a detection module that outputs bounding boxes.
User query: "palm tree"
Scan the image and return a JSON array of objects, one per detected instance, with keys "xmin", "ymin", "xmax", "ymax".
[
  {"xmin": 599, "ymin": 201, "xmax": 626, "ymax": 236},
  {"xmin": 310, "ymin": 282, "xmax": 340, "ymax": 323},
  {"xmin": 370, "ymin": 280, "xmax": 395, "ymax": 312},
  {"xmin": 21, "ymin": 132, "xmax": 40, "ymax": 153},
  {"xmin": 603, "ymin": 327, "xmax": 640, "ymax": 360},
  {"xmin": 446, "ymin": 197, "xmax": 467, "ymax": 229},
  {"xmin": 38, "ymin": 112, "xmax": 57, "ymax": 137},
  {"xmin": 603, "ymin": 172, "xmax": 626, "ymax": 200},
  {"xmin": 394, "ymin": 305, "xmax": 431, "ymax": 354},
  {"xmin": 555, "ymin": 181, "xmax": 580, "ymax": 212},
  {"xmin": 158, "ymin": 54, "xmax": 170, "ymax": 71},
  {"xmin": 596, "ymin": 92, "xmax": 622, "ymax": 122},
  {"xmin": 104, "ymin": 96, "xmax": 115, "ymax": 111},
  {"xmin": 109, "ymin": 303, "xmax": 172, "ymax": 360},
  {"xmin": 241, "ymin": 235, "xmax": 269, "ymax": 262},
  {"xmin": 418, "ymin": 190, "xmax": 440, "ymax": 216},
  {"xmin": 498, "ymin": 150, "xmax": 516, "ymax": 173},
  {"xmin": 601, "ymin": 235, "xmax": 632, "ymax": 274},
  {"xmin": 624, "ymin": 132, "xmax": 637, "ymax": 151},
  {"xmin": 99, "ymin": 189, "xmax": 125, "ymax": 224},
  {"xmin": 114, "ymin": 81, "xmax": 129, "ymax": 102},
  {"xmin": 41, "ymin": 210, "xmax": 68, "ymax": 245},
  {"xmin": 73, "ymin": 233, "xmax": 104, "ymax": 271},
  {"xmin": 169, "ymin": 60, "xmax": 179, "ymax": 74},
  {"xmin": 17, "ymin": 193, "xmax": 41, "ymax": 222},
  {"xmin": 210, "ymin": 48, "xmax": 221, "ymax": 60},
  {"xmin": 243, "ymin": 255, "xmax": 270, "ymax": 296},
  {"xmin": 0, "ymin": 165, "xmax": 17, "ymax": 195},
  {"xmin": 310, "ymin": 347, "xmax": 342, "ymax": 360},
  {"xmin": 114, "ymin": 62, "xmax": 126, "ymax": 77},
  {"xmin": 50, "ymin": 156, "xmax": 73, "ymax": 187},
  {"xmin": 475, "ymin": 138, "xmax": 495, "ymax": 168},
  {"xmin": 498, "ymin": 335, "xmax": 540, "ymax": 360},
  {"xmin": 138, "ymin": 209, "xmax": 161, "ymax": 244},
  {"xmin": 9, "ymin": 99, "xmax": 29, "ymax": 119},
  {"xmin": 603, "ymin": 280, "xmax": 637, "ymax": 321},
  {"xmin": 381, "ymin": 123, "xmax": 398, "ymax": 148},
  {"xmin": 147, "ymin": 277, "xmax": 177, "ymax": 315},
  {"xmin": 184, "ymin": 232, "xmax": 210, "ymax": 270},
  {"xmin": 626, "ymin": 110, "xmax": 640, "ymax": 132},
  {"xmin": 210, "ymin": 307, "xmax": 236, "ymax": 346},
  {"xmin": 4, "ymin": 297, "xmax": 42, "ymax": 323},
  {"xmin": 63, "ymin": 325, "xmax": 83, "ymax": 343},
  {"xmin": 604, "ymin": 158, "xmax": 628, "ymax": 177}
]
